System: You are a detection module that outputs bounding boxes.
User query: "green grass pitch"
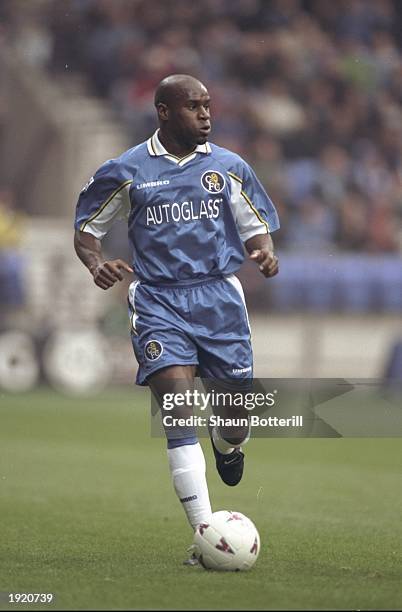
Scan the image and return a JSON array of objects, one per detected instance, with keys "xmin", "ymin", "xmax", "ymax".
[{"xmin": 1, "ymin": 387, "xmax": 401, "ymax": 611}]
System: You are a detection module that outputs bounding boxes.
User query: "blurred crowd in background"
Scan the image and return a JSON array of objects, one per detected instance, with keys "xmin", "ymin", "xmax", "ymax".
[
  {"xmin": 0, "ymin": 0, "xmax": 401, "ymax": 392},
  {"xmin": 0, "ymin": 0, "xmax": 402, "ymax": 318},
  {"xmin": 2, "ymin": 0, "xmax": 401, "ymax": 255}
]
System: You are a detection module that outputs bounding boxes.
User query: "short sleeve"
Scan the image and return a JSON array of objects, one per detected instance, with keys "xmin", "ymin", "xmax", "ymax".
[
  {"xmin": 228, "ymin": 161, "xmax": 280, "ymax": 242},
  {"xmin": 74, "ymin": 159, "xmax": 133, "ymax": 239}
]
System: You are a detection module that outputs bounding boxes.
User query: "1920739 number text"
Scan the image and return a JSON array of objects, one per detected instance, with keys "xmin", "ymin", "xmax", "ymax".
[{"xmin": 8, "ymin": 593, "xmax": 54, "ymax": 604}]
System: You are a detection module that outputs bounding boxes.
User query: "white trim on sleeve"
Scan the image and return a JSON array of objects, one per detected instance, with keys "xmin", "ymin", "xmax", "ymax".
[
  {"xmin": 228, "ymin": 172, "xmax": 269, "ymax": 242},
  {"xmin": 82, "ymin": 180, "xmax": 133, "ymax": 239}
]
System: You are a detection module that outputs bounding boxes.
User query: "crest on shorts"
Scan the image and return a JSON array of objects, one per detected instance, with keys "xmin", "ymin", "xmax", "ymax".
[
  {"xmin": 144, "ymin": 339, "xmax": 163, "ymax": 361},
  {"xmin": 201, "ymin": 170, "xmax": 226, "ymax": 194}
]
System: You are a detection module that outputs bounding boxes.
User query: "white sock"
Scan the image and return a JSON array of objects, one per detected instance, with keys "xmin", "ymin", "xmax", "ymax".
[
  {"xmin": 167, "ymin": 442, "xmax": 212, "ymax": 530},
  {"xmin": 212, "ymin": 422, "xmax": 251, "ymax": 454}
]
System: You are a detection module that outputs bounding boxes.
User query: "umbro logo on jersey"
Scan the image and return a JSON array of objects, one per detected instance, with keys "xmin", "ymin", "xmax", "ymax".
[
  {"xmin": 144, "ymin": 339, "xmax": 163, "ymax": 361},
  {"xmin": 201, "ymin": 171, "xmax": 226, "ymax": 194},
  {"xmin": 136, "ymin": 180, "xmax": 170, "ymax": 190}
]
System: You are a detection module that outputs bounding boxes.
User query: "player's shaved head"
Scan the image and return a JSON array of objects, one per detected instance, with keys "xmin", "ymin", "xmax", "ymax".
[
  {"xmin": 154, "ymin": 74, "xmax": 208, "ymax": 108},
  {"xmin": 154, "ymin": 74, "xmax": 211, "ymax": 155}
]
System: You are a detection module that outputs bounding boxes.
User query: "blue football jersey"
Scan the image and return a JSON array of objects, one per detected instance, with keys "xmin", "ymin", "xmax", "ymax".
[{"xmin": 75, "ymin": 130, "xmax": 280, "ymax": 284}]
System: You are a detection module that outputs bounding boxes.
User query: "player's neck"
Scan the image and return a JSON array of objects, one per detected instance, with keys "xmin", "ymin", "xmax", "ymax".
[{"xmin": 158, "ymin": 129, "xmax": 196, "ymax": 158}]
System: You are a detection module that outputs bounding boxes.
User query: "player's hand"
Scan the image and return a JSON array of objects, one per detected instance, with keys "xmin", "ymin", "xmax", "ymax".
[
  {"xmin": 91, "ymin": 259, "xmax": 133, "ymax": 290},
  {"xmin": 249, "ymin": 249, "xmax": 279, "ymax": 278}
]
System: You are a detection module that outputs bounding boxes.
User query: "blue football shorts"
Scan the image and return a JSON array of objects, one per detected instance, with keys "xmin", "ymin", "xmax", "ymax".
[{"xmin": 128, "ymin": 275, "xmax": 253, "ymax": 385}]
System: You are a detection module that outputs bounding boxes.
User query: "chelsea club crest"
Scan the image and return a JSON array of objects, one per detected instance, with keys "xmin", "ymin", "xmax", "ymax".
[
  {"xmin": 201, "ymin": 170, "xmax": 226, "ymax": 194},
  {"xmin": 144, "ymin": 339, "xmax": 164, "ymax": 361}
]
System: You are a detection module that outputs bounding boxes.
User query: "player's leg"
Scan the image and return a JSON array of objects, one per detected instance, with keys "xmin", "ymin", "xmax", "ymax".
[
  {"xmin": 205, "ymin": 378, "xmax": 251, "ymax": 486},
  {"xmin": 206, "ymin": 379, "xmax": 251, "ymax": 448},
  {"xmin": 191, "ymin": 276, "xmax": 253, "ymax": 485},
  {"xmin": 148, "ymin": 365, "xmax": 213, "ymax": 531},
  {"xmin": 128, "ymin": 282, "xmax": 212, "ymax": 533}
]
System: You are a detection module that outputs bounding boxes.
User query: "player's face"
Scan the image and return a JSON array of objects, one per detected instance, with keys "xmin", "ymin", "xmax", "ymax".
[{"xmin": 169, "ymin": 86, "xmax": 211, "ymax": 147}]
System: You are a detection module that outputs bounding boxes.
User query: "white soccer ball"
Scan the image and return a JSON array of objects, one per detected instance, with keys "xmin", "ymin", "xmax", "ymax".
[{"xmin": 193, "ymin": 510, "xmax": 260, "ymax": 571}]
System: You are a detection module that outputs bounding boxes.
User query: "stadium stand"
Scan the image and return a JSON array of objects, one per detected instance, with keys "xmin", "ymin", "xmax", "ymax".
[{"xmin": 0, "ymin": 0, "xmax": 400, "ymax": 313}]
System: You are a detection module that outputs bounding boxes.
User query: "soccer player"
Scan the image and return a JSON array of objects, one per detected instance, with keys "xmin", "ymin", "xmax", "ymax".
[{"xmin": 74, "ymin": 74, "xmax": 279, "ymax": 563}]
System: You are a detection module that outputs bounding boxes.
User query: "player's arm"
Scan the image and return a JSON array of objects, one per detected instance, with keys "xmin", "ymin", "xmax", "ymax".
[
  {"xmin": 245, "ymin": 233, "xmax": 278, "ymax": 278},
  {"xmin": 74, "ymin": 230, "xmax": 133, "ymax": 290},
  {"xmin": 74, "ymin": 160, "xmax": 133, "ymax": 290},
  {"xmin": 228, "ymin": 161, "xmax": 280, "ymax": 278}
]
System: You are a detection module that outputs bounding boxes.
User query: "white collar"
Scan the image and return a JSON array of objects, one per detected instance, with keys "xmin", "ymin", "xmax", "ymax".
[{"xmin": 147, "ymin": 129, "xmax": 211, "ymax": 165}]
